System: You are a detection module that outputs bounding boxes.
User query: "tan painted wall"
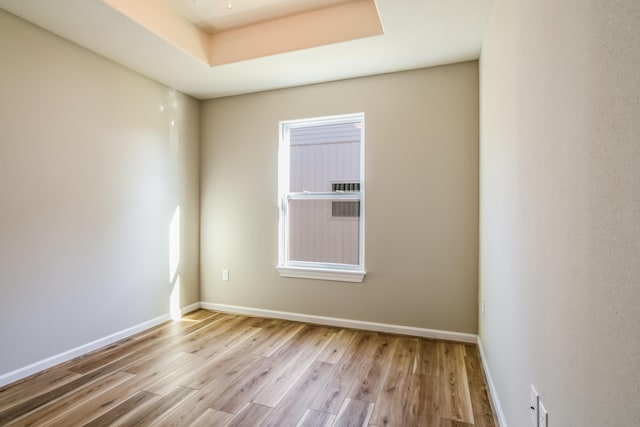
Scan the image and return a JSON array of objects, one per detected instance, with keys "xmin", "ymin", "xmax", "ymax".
[
  {"xmin": 480, "ymin": 0, "xmax": 640, "ymax": 425},
  {"xmin": 0, "ymin": 11, "xmax": 200, "ymax": 375},
  {"xmin": 200, "ymin": 63, "xmax": 479, "ymax": 333}
]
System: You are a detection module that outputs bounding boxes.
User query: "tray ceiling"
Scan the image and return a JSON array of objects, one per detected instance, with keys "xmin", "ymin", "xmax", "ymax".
[{"xmin": 0, "ymin": 0, "xmax": 493, "ymax": 99}]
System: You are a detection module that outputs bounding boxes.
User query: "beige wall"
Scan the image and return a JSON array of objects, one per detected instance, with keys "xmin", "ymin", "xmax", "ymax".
[
  {"xmin": 480, "ymin": 0, "xmax": 640, "ymax": 426},
  {"xmin": 200, "ymin": 63, "xmax": 479, "ymax": 333},
  {"xmin": 0, "ymin": 11, "xmax": 200, "ymax": 376}
]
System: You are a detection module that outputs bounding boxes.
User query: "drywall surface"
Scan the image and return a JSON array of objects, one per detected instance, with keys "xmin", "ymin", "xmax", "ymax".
[
  {"xmin": 479, "ymin": 0, "xmax": 640, "ymax": 425},
  {"xmin": 200, "ymin": 63, "xmax": 479, "ymax": 333},
  {"xmin": 0, "ymin": 11, "xmax": 200, "ymax": 376}
]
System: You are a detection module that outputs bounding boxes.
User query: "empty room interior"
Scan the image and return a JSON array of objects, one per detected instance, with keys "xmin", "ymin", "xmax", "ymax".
[{"xmin": 0, "ymin": 0, "xmax": 638, "ymax": 426}]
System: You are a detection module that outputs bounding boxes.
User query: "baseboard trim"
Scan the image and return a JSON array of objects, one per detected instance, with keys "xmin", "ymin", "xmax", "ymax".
[
  {"xmin": 200, "ymin": 302, "xmax": 477, "ymax": 343},
  {"xmin": 477, "ymin": 337, "xmax": 508, "ymax": 427},
  {"xmin": 180, "ymin": 302, "xmax": 202, "ymax": 315},
  {"xmin": 0, "ymin": 303, "xmax": 200, "ymax": 389}
]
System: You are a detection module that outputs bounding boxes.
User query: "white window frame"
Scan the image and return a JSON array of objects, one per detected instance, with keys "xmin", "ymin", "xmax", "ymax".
[{"xmin": 277, "ymin": 113, "xmax": 366, "ymax": 283}]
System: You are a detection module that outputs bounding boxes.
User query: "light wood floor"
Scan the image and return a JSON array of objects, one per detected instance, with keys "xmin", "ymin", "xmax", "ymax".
[{"xmin": 0, "ymin": 310, "xmax": 497, "ymax": 427}]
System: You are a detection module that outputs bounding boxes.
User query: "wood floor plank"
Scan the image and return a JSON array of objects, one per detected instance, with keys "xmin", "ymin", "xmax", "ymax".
[
  {"xmin": 187, "ymin": 408, "xmax": 234, "ymax": 427},
  {"xmin": 0, "ymin": 350, "xmax": 146, "ymax": 425},
  {"xmin": 174, "ymin": 318, "xmax": 272, "ymax": 392},
  {"xmin": 57, "ymin": 339, "xmax": 134, "ymax": 375},
  {"xmin": 251, "ymin": 319, "xmax": 307, "ymax": 357},
  {"xmin": 81, "ymin": 390, "xmax": 158, "ymax": 427},
  {"xmin": 5, "ymin": 371, "xmax": 133, "ymax": 426},
  {"xmin": 61, "ymin": 338, "xmax": 143, "ymax": 376},
  {"xmin": 163, "ymin": 313, "xmax": 247, "ymax": 355},
  {"xmin": 127, "ymin": 314, "xmax": 226, "ymax": 357},
  {"xmin": 0, "ymin": 368, "xmax": 80, "ymax": 412},
  {"xmin": 181, "ymin": 309, "xmax": 219, "ymax": 321},
  {"xmin": 297, "ymin": 409, "xmax": 335, "ymax": 427},
  {"xmin": 177, "ymin": 344, "xmax": 262, "ymax": 391},
  {"xmin": 333, "ymin": 398, "xmax": 374, "ymax": 427},
  {"xmin": 415, "ymin": 338, "xmax": 439, "ymax": 376},
  {"xmin": 127, "ymin": 312, "xmax": 222, "ymax": 347},
  {"xmin": 112, "ymin": 386, "xmax": 194, "ymax": 426},
  {"xmin": 137, "ymin": 352, "xmax": 199, "ymax": 395},
  {"xmin": 310, "ymin": 332, "xmax": 379, "ymax": 414},
  {"xmin": 260, "ymin": 361, "xmax": 335, "ymax": 427},
  {"xmin": 0, "ymin": 311, "xmax": 496, "ymax": 427},
  {"xmin": 463, "ymin": 344, "xmax": 498, "ymax": 427},
  {"xmin": 316, "ymin": 329, "xmax": 357, "ymax": 364},
  {"xmin": 191, "ymin": 353, "xmax": 268, "ymax": 402},
  {"xmin": 347, "ymin": 333, "xmax": 397, "ymax": 403},
  {"xmin": 204, "ymin": 354, "xmax": 273, "ymax": 413},
  {"xmin": 60, "ymin": 316, "xmax": 207, "ymax": 377},
  {"xmin": 44, "ymin": 374, "xmax": 154, "ymax": 427},
  {"xmin": 252, "ymin": 326, "xmax": 335, "ymax": 407},
  {"xmin": 439, "ymin": 418, "xmax": 474, "ymax": 427},
  {"xmin": 408, "ymin": 373, "xmax": 440, "ymax": 426},
  {"xmin": 181, "ymin": 352, "xmax": 266, "ymax": 414},
  {"xmin": 193, "ymin": 323, "xmax": 262, "ymax": 361},
  {"xmin": 226, "ymin": 403, "xmax": 272, "ymax": 427},
  {"xmin": 153, "ymin": 391, "xmax": 212, "ymax": 427},
  {"xmin": 124, "ymin": 347, "xmax": 189, "ymax": 376},
  {"xmin": 369, "ymin": 337, "xmax": 418, "ymax": 427},
  {"xmin": 438, "ymin": 341, "xmax": 474, "ymax": 424},
  {"xmin": 210, "ymin": 325, "xmax": 334, "ymax": 413},
  {"xmin": 45, "ymin": 361, "xmax": 179, "ymax": 427}
]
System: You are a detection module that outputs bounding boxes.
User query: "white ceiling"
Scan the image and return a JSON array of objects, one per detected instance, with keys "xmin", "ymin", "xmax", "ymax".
[{"xmin": 0, "ymin": 0, "xmax": 493, "ymax": 100}]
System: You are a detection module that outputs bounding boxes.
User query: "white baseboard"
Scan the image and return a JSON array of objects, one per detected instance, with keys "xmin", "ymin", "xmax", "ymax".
[
  {"xmin": 200, "ymin": 302, "xmax": 477, "ymax": 343},
  {"xmin": 477, "ymin": 337, "xmax": 508, "ymax": 427},
  {"xmin": 0, "ymin": 303, "xmax": 200, "ymax": 389},
  {"xmin": 180, "ymin": 302, "xmax": 201, "ymax": 315}
]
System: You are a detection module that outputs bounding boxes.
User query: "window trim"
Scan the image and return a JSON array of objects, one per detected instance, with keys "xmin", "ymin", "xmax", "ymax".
[{"xmin": 277, "ymin": 113, "xmax": 366, "ymax": 283}]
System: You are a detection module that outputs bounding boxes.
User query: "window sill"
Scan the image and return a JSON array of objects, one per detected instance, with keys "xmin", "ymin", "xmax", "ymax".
[{"xmin": 277, "ymin": 265, "xmax": 366, "ymax": 283}]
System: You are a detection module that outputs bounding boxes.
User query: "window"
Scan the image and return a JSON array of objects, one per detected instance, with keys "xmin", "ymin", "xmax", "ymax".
[{"xmin": 277, "ymin": 113, "xmax": 365, "ymax": 282}]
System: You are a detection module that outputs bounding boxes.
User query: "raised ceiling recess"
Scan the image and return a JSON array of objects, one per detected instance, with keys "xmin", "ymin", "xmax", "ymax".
[
  {"xmin": 167, "ymin": 0, "xmax": 355, "ymax": 32},
  {"xmin": 0, "ymin": 0, "xmax": 493, "ymax": 99},
  {"xmin": 103, "ymin": 0, "xmax": 383, "ymax": 66}
]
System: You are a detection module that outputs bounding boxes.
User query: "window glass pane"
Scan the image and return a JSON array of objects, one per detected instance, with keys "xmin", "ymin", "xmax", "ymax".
[
  {"xmin": 289, "ymin": 122, "xmax": 361, "ymax": 192},
  {"xmin": 288, "ymin": 199, "xmax": 360, "ymax": 265}
]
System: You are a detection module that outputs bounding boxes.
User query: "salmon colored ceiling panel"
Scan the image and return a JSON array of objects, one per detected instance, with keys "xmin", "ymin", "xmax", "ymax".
[
  {"xmin": 102, "ymin": 0, "xmax": 382, "ymax": 66},
  {"xmin": 209, "ymin": 0, "xmax": 383, "ymax": 65},
  {"xmin": 168, "ymin": 0, "xmax": 354, "ymax": 33}
]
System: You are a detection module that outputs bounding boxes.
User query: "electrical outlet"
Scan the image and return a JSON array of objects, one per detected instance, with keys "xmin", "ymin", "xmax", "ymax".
[
  {"xmin": 530, "ymin": 385, "xmax": 539, "ymax": 426},
  {"xmin": 222, "ymin": 269, "xmax": 229, "ymax": 281},
  {"xmin": 539, "ymin": 401, "xmax": 548, "ymax": 427}
]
